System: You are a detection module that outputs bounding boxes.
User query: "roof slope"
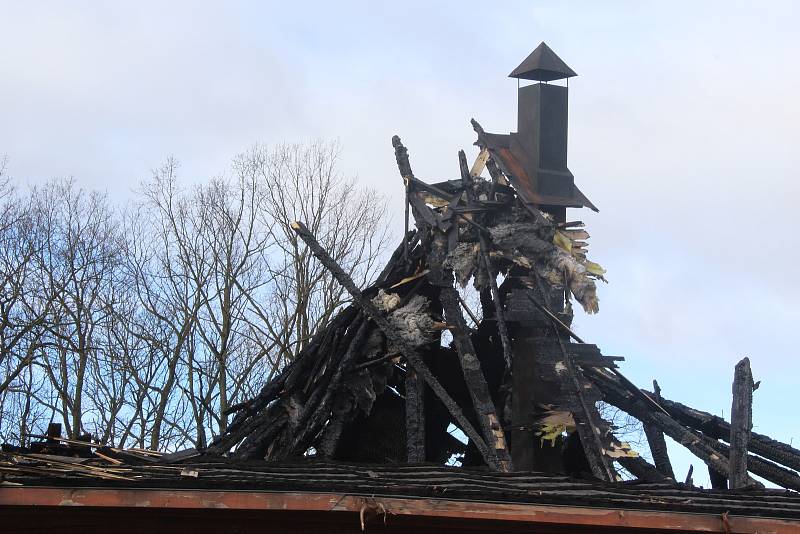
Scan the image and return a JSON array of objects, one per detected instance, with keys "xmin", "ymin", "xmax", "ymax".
[{"xmin": 2, "ymin": 455, "xmax": 799, "ymax": 520}]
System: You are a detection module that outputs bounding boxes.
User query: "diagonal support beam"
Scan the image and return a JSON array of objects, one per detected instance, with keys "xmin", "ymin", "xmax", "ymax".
[
  {"xmin": 290, "ymin": 221, "xmax": 505, "ymax": 471},
  {"xmin": 427, "ymin": 232, "xmax": 512, "ymax": 470},
  {"xmin": 532, "ymin": 272, "xmax": 616, "ymax": 482},
  {"xmin": 647, "ymin": 391, "xmax": 800, "ymax": 472},
  {"xmin": 392, "ymin": 138, "xmax": 511, "ymax": 469},
  {"xmin": 479, "ymin": 235, "xmax": 513, "ymax": 371},
  {"xmin": 588, "ymin": 368, "xmax": 745, "ymax": 483},
  {"xmin": 439, "ymin": 284, "xmax": 512, "ymax": 469},
  {"xmin": 643, "ymin": 380, "xmax": 676, "ymax": 480}
]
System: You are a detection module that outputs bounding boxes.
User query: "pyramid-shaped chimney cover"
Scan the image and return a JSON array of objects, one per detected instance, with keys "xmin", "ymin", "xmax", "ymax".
[{"xmin": 509, "ymin": 42, "xmax": 577, "ymax": 81}]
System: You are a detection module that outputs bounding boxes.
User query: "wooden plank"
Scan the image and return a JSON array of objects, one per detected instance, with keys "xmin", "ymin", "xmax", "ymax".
[
  {"xmin": 643, "ymin": 424, "xmax": 675, "ymax": 479},
  {"xmin": 4, "ymin": 487, "xmax": 800, "ymax": 532},
  {"xmin": 470, "ymin": 147, "xmax": 489, "ymax": 178},
  {"xmin": 729, "ymin": 357, "xmax": 754, "ymax": 489},
  {"xmin": 651, "ymin": 392, "xmax": 800, "ymax": 472},
  {"xmin": 700, "ymin": 430, "xmax": 800, "ymax": 491},
  {"xmin": 709, "ymin": 463, "xmax": 728, "ymax": 489}
]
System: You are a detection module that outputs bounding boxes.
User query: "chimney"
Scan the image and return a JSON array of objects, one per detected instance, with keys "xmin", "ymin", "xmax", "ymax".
[{"xmin": 509, "ymin": 43, "xmax": 581, "ymax": 220}]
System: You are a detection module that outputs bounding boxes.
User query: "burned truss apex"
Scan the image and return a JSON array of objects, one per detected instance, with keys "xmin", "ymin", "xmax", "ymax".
[
  {"xmin": 207, "ymin": 126, "xmax": 800, "ymax": 490},
  {"xmin": 210, "ymin": 44, "xmax": 800, "ymax": 491}
]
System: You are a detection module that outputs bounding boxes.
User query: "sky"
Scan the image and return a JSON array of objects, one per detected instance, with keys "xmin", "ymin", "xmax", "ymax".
[{"xmin": 2, "ymin": 1, "xmax": 799, "ymax": 485}]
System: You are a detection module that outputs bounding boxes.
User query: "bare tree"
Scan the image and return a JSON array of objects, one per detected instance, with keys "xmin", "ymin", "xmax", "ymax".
[
  {"xmin": 254, "ymin": 141, "xmax": 388, "ymax": 366},
  {"xmin": 0, "ymin": 169, "xmax": 58, "ymax": 444},
  {"xmin": 124, "ymin": 159, "xmax": 211, "ymax": 450},
  {"xmin": 0, "ymin": 141, "xmax": 390, "ymax": 452},
  {"xmin": 31, "ymin": 180, "xmax": 121, "ymax": 439},
  {"xmin": 0, "ymin": 180, "xmax": 49, "ymax": 396}
]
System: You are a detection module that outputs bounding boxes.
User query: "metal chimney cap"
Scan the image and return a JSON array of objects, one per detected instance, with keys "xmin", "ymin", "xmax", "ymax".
[{"xmin": 509, "ymin": 42, "xmax": 577, "ymax": 81}]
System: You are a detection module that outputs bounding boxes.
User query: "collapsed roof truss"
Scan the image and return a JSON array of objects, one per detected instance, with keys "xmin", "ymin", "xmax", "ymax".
[{"xmin": 206, "ymin": 123, "xmax": 800, "ymax": 492}]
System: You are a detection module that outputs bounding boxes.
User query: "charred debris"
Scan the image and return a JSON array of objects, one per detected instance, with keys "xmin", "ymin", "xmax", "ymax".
[
  {"xmin": 4, "ymin": 43, "xmax": 799, "ymax": 493},
  {"xmin": 196, "ymin": 43, "xmax": 799, "ymax": 491}
]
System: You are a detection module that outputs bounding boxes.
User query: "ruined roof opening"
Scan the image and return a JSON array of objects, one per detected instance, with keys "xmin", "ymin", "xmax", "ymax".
[{"xmin": 3, "ymin": 43, "xmax": 799, "ymax": 531}]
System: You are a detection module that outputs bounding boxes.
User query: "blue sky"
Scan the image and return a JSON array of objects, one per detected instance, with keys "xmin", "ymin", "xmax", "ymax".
[{"xmin": 2, "ymin": 1, "xmax": 799, "ymax": 485}]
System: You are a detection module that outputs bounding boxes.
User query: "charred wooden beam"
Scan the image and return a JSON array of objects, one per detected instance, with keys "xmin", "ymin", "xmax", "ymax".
[
  {"xmin": 232, "ymin": 402, "xmax": 289, "ymax": 459},
  {"xmin": 456, "ymin": 147, "xmax": 513, "ymax": 373},
  {"xmin": 318, "ymin": 393, "xmax": 351, "ymax": 458},
  {"xmin": 408, "ymin": 177, "xmax": 458, "ymax": 204},
  {"xmin": 640, "ymin": 410, "xmax": 733, "ymax": 481},
  {"xmin": 393, "ymin": 134, "xmax": 415, "ymax": 181},
  {"xmin": 458, "ymin": 150, "xmax": 473, "ymax": 187},
  {"xmin": 643, "ymin": 381, "xmax": 675, "ymax": 480},
  {"xmin": 523, "ymin": 291, "xmax": 584, "ymax": 344},
  {"xmin": 479, "ymin": 236, "xmax": 513, "ymax": 371},
  {"xmin": 289, "ymin": 319, "xmax": 370, "ymax": 455},
  {"xmin": 290, "ymin": 220, "xmax": 504, "ymax": 471},
  {"xmin": 301, "ymin": 321, "xmax": 348, "ymax": 399},
  {"xmin": 557, "ymin": 358, "xmax": 616, "ymax": 482},
  {"xmin": 437, "ymin": 284, "xmax": 511, "ymax": 470},
  {"xmin": 407, "ymin": 191, "xmax": 440, "ymax": 228},
  {"xmin": 729, "ymin": 357, "xmax": 754, "ymax": 489},
  {"xmin": 700, "ymin": 429, "xmax": 800, "ymax": 491},
  {"xmin": 592, "ymin": 367, "xmax": 800, "ymax": 490},
  {"xmin": 208, "ymin": 307, "xmax": 357, "ymax": 453},
  {"xmin": 393, "ymin": 139, "xmax": 511, "ymax": 469},
  {"xmin": 588, "ymin": 368, "xmax": 736, "ymax": 481},
  {"xmin": 375, "ymin": 231, "xmax": 420, "ymax": 286},
  {"xmin": 351, "ymin": 352, "xmax": 399, "ymax": 372},
  {"xmin": 405, "ymin": 367, "xmax": 426, "ymax": 463},
  {"xmin": 684, "ymin": 464, "xmax": 694, "ymax": 487},
  {"xmin": 644, "ymin": 424, "xmax": 675, "ymax": 480},
  {"xmin": 708, "ymin": 462, "xmax": 728, "ymax": 490},
  {"xmin": 429, "ymin": 232, "xmax": 512, "ymax": 470},
  {"xmin": 644, "ymin": 391, "xmax": 800, "ymax": 472},
  {"xmin": 618, "ymin": 455, "xmax": 667, "ymax": 483}
]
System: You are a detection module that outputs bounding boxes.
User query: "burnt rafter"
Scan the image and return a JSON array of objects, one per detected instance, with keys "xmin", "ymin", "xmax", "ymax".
[{"xmin": 205, "ymin": 44, "xmax": 800, "ymax": 493}]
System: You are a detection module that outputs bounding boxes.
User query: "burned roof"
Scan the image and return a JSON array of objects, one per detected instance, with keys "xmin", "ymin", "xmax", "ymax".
[
  {"xmin": 3, "ymin": 45, "xmax": 798, "ymax": 533},
  {"xmin": 179, "ymin": 125, "xmax": 800, "ymax": 496}
]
